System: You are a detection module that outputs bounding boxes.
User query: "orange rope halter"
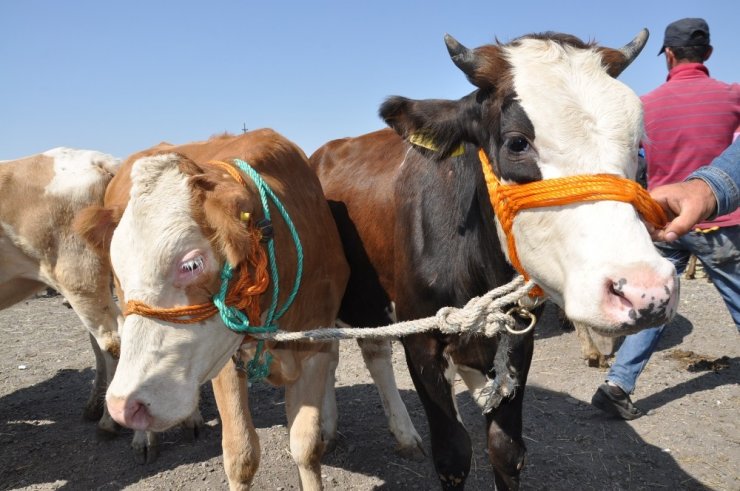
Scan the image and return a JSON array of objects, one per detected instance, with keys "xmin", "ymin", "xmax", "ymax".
[
  {"xmin": 124, "ymin": 160, "xmax": 269, "ymax": 325},
  {"xmin": 124, "ymin": 248, "xmax": 268, "ymax": 324},
  {"xmin": 478, "ymin": 149, "xmax": 667, "ymax": 297}
]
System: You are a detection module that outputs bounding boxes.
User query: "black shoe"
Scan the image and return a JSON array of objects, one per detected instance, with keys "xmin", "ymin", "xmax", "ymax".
[{"xmin": 591, "ymin": 383, "xmax": 643, "ymax": 420}]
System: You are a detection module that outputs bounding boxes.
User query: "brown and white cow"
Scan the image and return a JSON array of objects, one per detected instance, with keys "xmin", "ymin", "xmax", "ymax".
[
  {"xmin": 0, "ymin": 148, "xmax": 122, "ymax": 433},
  {"xmin": 310, "ymin": 30, "xmax": 678, "ymax": 489},
  {"xmin": 76, "ymin": 129, "xmax": 422, "ymax": 490}
]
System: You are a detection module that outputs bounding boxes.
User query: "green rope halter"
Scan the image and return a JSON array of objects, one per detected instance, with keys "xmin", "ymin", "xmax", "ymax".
[{"xmin": 212, "ymin": 158, "xmax": 304, "ymax": 381}]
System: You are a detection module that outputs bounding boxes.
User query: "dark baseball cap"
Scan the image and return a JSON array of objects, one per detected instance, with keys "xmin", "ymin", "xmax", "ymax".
[{"xmin": 658, "ymin": 18, "xmax": 710, "ymax": 54}]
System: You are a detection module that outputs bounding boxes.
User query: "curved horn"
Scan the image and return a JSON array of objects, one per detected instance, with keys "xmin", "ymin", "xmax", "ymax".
[
  {"xmin": 444, "ymin": 34, "xmax": 479, "ymax": 79},
  {"xmin": 618, "ymin": 28, "xmax": 649, "ymax": 69}
]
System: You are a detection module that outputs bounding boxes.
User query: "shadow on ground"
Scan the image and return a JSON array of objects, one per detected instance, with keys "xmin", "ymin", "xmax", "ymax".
[{"xmin": 2, "ymin": 360, "xmax": 732, "ymax": 490}]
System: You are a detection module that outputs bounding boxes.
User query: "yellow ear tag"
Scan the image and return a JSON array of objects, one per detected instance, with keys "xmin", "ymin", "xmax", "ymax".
[
  {"xmin": 408, "ymin": 132, "xmax": 465, "ymax": 157},
  {"xmin": 239, "ymin": 211, "xmax": 251, "ymax": 222}
]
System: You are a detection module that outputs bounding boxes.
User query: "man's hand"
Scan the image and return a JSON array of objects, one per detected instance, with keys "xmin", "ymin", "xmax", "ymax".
[{"xmin": 650, "ymin": 179, "xmax": 717, "ymax": 242}]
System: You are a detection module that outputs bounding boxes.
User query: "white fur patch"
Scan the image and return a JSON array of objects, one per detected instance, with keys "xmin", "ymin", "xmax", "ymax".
[
  {"xmin": 443, "ymin": 353, "xmax": 464, "ymax": 425},
  {"xmin": 496, "ymin": 38, "xmax": 676, "ymax": 333},
  {"xmin": 43, "ymin": 147, "xmax": 120, "ymax": 201},
  {"xmin": 113, "ymin": 153, "xmax": 204, "ymax": 305},
  {"xmin": 504, "ymin": 39, "xmax": 643, "ymax": 179},
  {"xmin": 108, "ymin": 154, "xmax": 241, "ymax": 430}
]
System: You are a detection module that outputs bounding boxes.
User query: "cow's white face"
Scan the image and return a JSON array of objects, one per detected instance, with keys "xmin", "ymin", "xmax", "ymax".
[
  {"xmin": 106, "ymin": 154, "xmax": 242, "ymax": 432},
  {"xmin": 500, "ymin": 39, "xmax": 677, "ymax": 335}
]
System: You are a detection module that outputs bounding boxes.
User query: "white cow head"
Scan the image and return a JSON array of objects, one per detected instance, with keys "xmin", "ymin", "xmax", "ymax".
[
  {"xmin": 380, "ymin": 30, "xmax": 678, "ymax": 337},
  {"xmin": 103, "ymin": 154, "xmax": 261, "ymax": 431}
]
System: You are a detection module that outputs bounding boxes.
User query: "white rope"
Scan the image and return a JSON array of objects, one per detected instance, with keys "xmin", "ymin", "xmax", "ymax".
[{"xmin": 250, "ymin": 276, "xmax": 537, "ymax": 342}]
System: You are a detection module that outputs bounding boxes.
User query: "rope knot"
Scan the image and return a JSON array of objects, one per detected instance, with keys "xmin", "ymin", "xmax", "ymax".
[{"xmin": 435, "ymin": 306, "xmax": 465, "ymax": 334}]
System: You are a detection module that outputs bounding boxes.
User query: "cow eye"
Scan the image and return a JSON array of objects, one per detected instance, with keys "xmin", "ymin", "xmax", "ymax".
[
  {"xmin": 181, "ymin": 256, "xmax": 205, "ymax": 275},
  {"xmin": 506, "ymin": 136, "xmax": 530, "ymax": 153}
]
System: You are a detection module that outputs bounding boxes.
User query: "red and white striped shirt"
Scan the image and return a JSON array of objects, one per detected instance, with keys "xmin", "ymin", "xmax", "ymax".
[{"xmin": 641, "ymin": 63, "xmax": 740, "ymax": 228}]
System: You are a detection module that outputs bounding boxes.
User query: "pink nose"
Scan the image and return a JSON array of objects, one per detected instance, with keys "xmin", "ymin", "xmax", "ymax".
[
  {"xmin": 107, "ymin": 395, "xmax": 153, "ymax": 431},
  {"xmin": 603, "ymin": 268, "xmax": 678, "ymax": 328}
]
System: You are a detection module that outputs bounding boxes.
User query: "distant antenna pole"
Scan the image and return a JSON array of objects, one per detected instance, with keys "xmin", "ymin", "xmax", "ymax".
[{"xmin": 242, "ymin": 123, "xmax": 248, "ymax": 134}]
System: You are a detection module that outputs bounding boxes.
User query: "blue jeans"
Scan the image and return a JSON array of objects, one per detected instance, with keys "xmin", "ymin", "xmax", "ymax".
[{"xmin": 607, "ymin": 225, "xmax": 740, "ymax": 394}]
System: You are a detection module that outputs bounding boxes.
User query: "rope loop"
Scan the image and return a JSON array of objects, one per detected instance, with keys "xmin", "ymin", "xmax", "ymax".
[
  {"xmin": 210, "ymin": 158, "xmax": 304, "ymax": 380},
  {"xmin": 244, "ymin": 276, "xmax": 538, "ymax": 344},
  {"xmin": 434, "ymin": 306, "xmax": 464, "ymax": 334}
]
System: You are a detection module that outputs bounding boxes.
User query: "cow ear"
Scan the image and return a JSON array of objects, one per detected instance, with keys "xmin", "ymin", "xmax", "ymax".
[
  {"xmin": 73, "ymin": 205, "xmax": 123, "ymax": 257},
  {"xmin": 379, "ymin": 94, "xmax": 480, "ymax": 159},
  {"xmin": 191, "ymin": 174, "xmax": 217, "ymax": 192}
]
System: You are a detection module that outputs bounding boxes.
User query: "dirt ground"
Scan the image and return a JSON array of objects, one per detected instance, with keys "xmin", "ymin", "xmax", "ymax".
[{"xmin": 1, "ymin": 277, "xmax": 737, "ymax": 491}]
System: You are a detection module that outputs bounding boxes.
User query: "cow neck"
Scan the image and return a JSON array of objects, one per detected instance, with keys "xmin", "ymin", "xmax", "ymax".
[{"xmin": 477, "ymin": 148, "xmax": 668, "ymax": 298}]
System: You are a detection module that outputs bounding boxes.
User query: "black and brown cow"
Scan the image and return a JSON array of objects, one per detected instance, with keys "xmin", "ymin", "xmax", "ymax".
[{"xmin": 310, "ymin": 30, "xmax": 678, "ymax": 489}]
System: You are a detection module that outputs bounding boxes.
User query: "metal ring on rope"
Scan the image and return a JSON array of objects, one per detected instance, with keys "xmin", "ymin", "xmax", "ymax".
[{"xmin": 504, "ymin": 306, "xmax": 537, "ymax": 335}]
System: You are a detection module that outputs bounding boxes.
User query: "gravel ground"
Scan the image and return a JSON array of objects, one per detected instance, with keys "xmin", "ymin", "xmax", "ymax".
[{"xmin": 1, "ymin": 277, "xmax": 737, "ymax": 490}]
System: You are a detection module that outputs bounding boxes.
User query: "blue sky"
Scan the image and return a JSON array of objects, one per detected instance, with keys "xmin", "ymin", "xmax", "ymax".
[{"xmin": 1, "ymin": 1, "xmax": 738, "ymax": 160}]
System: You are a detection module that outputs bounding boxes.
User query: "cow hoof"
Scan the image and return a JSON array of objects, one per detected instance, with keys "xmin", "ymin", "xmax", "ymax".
[
  {"xmin": 95, "ymin": 425, "xmax": 120, "ymax": 441},
  {"xmin": 180, "ymin": 410, "xmax": 205, "ymax": 442},
  {"xmin": 95, "ymin": 413, "xmax": 121, "ymax": 437},
  {"xmin": 133, "ymin": 445, "xmax": 159, "ymax": 465},
  {"xmin": 396, "ymin": 442, "xmax": 426, "ymax": 462},
  {"xmin": 132, "ymin": 431, "xmax": 160, "ymax": 465},
  {"xmin": 323, "ymin": 437, "xmax": 338, "ymax": 455},
  {"xmin": 181, "ymin": 423, "xmax": 200, "ymax": 442},
  {"xmin": 585, "ymin": 354, "xmax": 611, "ymax": 369},
  {"xmin": 83, "ymin": 403, "xmax": 104, "ymax": 422}
]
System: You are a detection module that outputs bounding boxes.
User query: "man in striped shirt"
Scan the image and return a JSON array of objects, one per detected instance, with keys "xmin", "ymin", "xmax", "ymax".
[{"xmin": 592, "ymin": 18, "xmax": 740, "ymax": 420}]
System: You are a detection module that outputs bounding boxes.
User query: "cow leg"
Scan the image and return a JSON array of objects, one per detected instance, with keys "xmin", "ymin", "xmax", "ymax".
[
  {"xmin": 357, "ymin": 337, "xmax": 424, "ymax": 460},
  {"xmin": 486, "ymin": 392, "xmax": 527, "ymax": 491},
  {"xmin": 285, "ymin": 350, "xmax": 331, "ymax": 491},
  {"xmin": 402, "ymin": 333, "xmax": 470, "ymax": 490},
  {"xmin": 59, "ymin": 290, "xmax": 121, "ymax": 435},
  {"xmin": 129, "ymin": 409, "xmax": 202, "ymax": 464},
  {"xmin": 180, "ymin": 406, "xmax": 205, "ymax": 441},
  {"xmin": 485, "ymin": 331, "xmax": 534, "ymax": 491},
  {"xmin": 320, "ymin": 340, "xmax": 339, "ymax": 453},
  {"xmin": 212, "ymin": 362, "xmax": 260, "ymax": 490},
  {"xmin": 131, "ymin": 431, "xmax": 160, "ymax": 464},
  {"xmin": 574, "ymin": 322, "xmax": 616, "ymax": 368},
  {"xmin": 85, "ymin": 332, "xmax": 112, "ymax": 422}
]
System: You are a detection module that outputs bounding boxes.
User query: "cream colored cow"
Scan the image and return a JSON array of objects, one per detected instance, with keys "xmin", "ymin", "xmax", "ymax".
[{"xmin": 0, "ymin": 148, "xmax": 123, "ymax": 435}]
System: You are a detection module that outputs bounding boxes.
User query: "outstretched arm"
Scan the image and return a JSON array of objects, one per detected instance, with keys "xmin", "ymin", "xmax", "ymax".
[{"xmin": 650, "ymin": 138, "xmax": 740, "ymax": 242}]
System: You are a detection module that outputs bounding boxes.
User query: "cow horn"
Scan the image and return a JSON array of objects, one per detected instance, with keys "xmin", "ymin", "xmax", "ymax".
[
  {"xmin": 618, "ymin": 28, "xmax": 649, "ymax": 69},
  {"xmin": 445, "ymin": 34, "xmax": 479, "ymax": 78}
]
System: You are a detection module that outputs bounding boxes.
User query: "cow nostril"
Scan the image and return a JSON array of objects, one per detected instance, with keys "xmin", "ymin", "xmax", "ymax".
[
  {"xmin": 606, "ymin": 279, "xmax": 633, "ymax": 310},
  {"xmin": 609, "ymin": 282, "xmax": 624, "ymax": 298}
]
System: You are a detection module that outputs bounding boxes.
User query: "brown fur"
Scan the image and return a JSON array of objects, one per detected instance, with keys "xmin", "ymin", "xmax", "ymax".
[
  {"xmin": 598, "ymin": 47, "xmax": 631, "ymax": 77},
  {"xmin": 471, "ymin": 45, "xmax": 512, "ymax": 90},
  {"xmin": 76, "ymin": 129, "xmax": 349, "ymax": 489}
]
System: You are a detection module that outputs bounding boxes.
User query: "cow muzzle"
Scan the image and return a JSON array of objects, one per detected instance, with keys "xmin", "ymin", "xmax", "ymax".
[
  {"xmin": 597, "ymin": 264, "xmax": 679, "ymax": 334},
  {"xmin": 107, "ymin": 395, "xmax": 153, "ymax": 431}
]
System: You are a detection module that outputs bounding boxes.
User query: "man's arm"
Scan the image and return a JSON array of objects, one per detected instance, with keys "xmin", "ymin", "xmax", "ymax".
[{"xmin": 650, "ymin": 138, "xmax": 740, "ymax": 242}]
